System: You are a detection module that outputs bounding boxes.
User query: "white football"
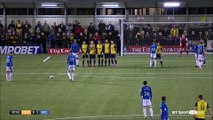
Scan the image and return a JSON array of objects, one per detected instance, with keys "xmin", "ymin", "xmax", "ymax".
[{"xmin": 49, "ymin": 75, "xmax": 54, "ymax": 79}]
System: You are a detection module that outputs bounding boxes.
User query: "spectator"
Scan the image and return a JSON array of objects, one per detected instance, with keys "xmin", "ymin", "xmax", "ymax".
[
  {"xmin": 42, "ymin": 20, "xmax": 50, "ymax": 38},
  {"xmin": 22, "ymin": 32, "xmax": 28, "ymax": 46},
  {"xmin": 158, "ymin": 31, "xmax": 164, "ymax": 44},
  {"xmin": 87, "ymin": 22, "xmax": 96, "ymax": 35},
  {"xmin": 101, "ymin": 33, "xmax": 107, "ymax": 43},
  {"xmin": 199, "ymin": 31, "xmax": 203, "ymax": 39},
  {"xmin": 36, "ymin": 29, "xmax": 42, "ymax": 46},
  {"xmin": 58, "ymin": 21, "xmax": 66, "ymax": 33},
  {"xmin": 84, "ymin": 36, "xmax": 89, "ymax": 44},
  {"xmin": 7, "ymin": 30, "xmax": 16, "ymax": 46},
  {"xmin": 40, "ymin": 32, "xmax": 47, "ymax": 53},
  {"xmin": 16, "ymin": 32, "xmax": 23, "ymax": 45},
  {"xmin": 66, "ymin": 22, "xmax": 73, "ymax": 39},
  {"xmin": 56, "ymin": 28, "xmax": 63, "ymax": 42},
  {"xmin": 35, "ymin": 21, "xmax": 42, "ymax": 32},
  {"xmin": 203, "ymin": 31, "xmax": 211, "ymax": 40},
  {"xmin": 52, "ymin": 22, "xmax": 58, "ymax": 33},
  {"xmin": 183, "ymin": 27, "xmax": 188, "ymax": 36},
  {"xmin": 0, "ymin": 21, "xmax": 5, "ymax": 45},
  {"xmin": 162, "ymin": 26, "xmax": 170, "ymax": 36},
  {"xmin": 0, "ymin": 32, "xmax": 5, "ymax": 46},
  {"xmin": 68, "ymin": 31, "xmax": 75, "ymax": 45},
  {"xmin": 8, "ymin": 20, "xmax": 15, "ymax": 30},
  {"xmin": 72, "ymin": 20, "xmax": 78, "ymax": 33},
  {"xmin": 114, "ymin": 31, "xmax": 120, "ymax": 53},
  {"xmin": 0, "ymin": 21, "xmax": 4, "ymax": 32},
  {"xmin": 83, "ymin": 28, "xmax": 89, "ymax": 38},
  {"xmin": 56, "ymin": 30, "xmax": 62, "ymax": 48},
  {"xmin": 107, "ymin": 32, "xmax": 114, "ymax": 41},
  {"xmin": 61, "ymin": 32, "xmax": 67, "ymax": 48},
  {"xmin": 93, "ymin": 32, "xmax": 101, "ymax": 44},
  {"xmin": 145, "ymin": 31, "xmax": 152, "ymax": 45},
  {"xmin": 48, "ymin": 31, "xmax": 57, "ymax": 48},
  {"xmin": 151, "ymin": 32, "xmax": 158, "ymax": 42},
  {"xmin": 189, "ymin": 30, "xmax": 198, "ymax": 40},
  {"xmin": 106, "ymin": 21, "xmax": 115, "ymax": 33},
  {"xmin": 36, "ymin": 31, "xmax": 46, "ymax": 51},
  {"xmin": 28, "ymin": 30, "xmax": 37, "ymax": 46},
  {"xmin": 74, "ymin": 23, "xmax": 83, "ymax": 37},
  {"xmin": 76, "ymin": 32, "xmax": 85, "ymax": 45},
  {"xmin": 22, "ymin": 21, "xmax": 31, "ymax": 34},
  {"xmin": 98, "ymin": 20, "xmax": 106, "ymax": 34},
  {"xmin": 88, "ymin": 33, "xmax": 94, "ymax": 43},
  {"xmin": 16, "ymin": 20, "xmax": 23, "ymax": 34}
]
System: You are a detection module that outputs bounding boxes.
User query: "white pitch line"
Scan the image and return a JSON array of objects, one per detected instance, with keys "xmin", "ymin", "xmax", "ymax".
[
  {"xmin": 43, "ymin": 56, "xmax": 51, "ymax": 62},
  {"xmin": 0, "ymin": 72, "xmax": 212, "ymax": 75},
  {"xmin": 55, "ymin": 72, "xmax": 212, "ymax": 75},
  {"xmin": 44, "ymin": 114, "xmax": 212, "ymax": 120},
  {"xmin": 0, "ymin": 73, "xmax": 211, "ymax": 79}
]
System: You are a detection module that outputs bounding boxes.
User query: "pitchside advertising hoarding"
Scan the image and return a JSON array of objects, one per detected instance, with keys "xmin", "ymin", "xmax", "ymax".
[
  {"xmin": 128, "ymin": 40, "xmax": 213, "ymax": 53},
  {"xmin": 48, "ymin": 48, "xmax": 71, "ymax": 54},
  {"xmin": 128, "ymin": 45, "xmax": 181, "ymax": 52},
  {"xmin": 207, "ymin": 40, "xmax": 213, "ymax": 52},
  {"xmin": 0, "ymin": 46, "xmax": 42, "ymax": 54}
]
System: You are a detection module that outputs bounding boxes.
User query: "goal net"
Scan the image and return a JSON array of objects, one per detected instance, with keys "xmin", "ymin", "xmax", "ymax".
[{"xmin": 120, "ymin": 22, "xmax": 213, "ymax": 56}]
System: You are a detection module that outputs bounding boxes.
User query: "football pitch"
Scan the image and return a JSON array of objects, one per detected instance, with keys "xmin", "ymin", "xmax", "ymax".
[{"xmin": 0, "ymin": 54, "xmax": 212, "ymax": 120}]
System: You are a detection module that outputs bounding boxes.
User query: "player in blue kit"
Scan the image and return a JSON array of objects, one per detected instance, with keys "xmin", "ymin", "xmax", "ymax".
[
  {"xmin": 160, "ymin": 96, "xmax": 169, "ymax": 120},
  {"xmin": 140, "ymin": 81, "xmax": 154, "ymax": 119},
  {"xmin": 6, "ymin": 52, "xmax": 14, "ymax": 81},
  {"xmin": 150, "ymin": 41, "xmax": 157, "ymax": 67},
  {"xmin": 67, "ymin": 49, "xmax": 76, "ymax": 82},
  {"xmin": 71, "ymin": 39, "xmax": 79, "ymax": 66},
  {"xmin": 196, "ymin": 40, "xmax": 205, "ymax": 69},
  {"xmin": 193, "ymin": 42, "xmax": 198, "ymax": 67}
]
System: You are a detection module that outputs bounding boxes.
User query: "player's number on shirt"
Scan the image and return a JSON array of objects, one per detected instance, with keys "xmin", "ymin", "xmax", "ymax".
[
  {"xmin": 200, "ymin": 104, "xmax": 205, "ymax": 111},
  {"xmin": 151, "ymin": 48, "xmax": 155, "ymax": 51},
  {"xmin": 144, "ymin": 91, "xmax": 150, "ymax": 97},
  {"xmin": 6, "ymin": 59, "xmax": 10, "ymax": 64},
  {"xmin": 69, "ymin": 58, "xmax": 75, "ymax": 62}
]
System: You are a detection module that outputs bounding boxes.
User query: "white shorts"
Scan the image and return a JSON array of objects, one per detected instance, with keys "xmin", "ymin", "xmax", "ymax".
[
  {"xmin": 68, "ymin": 65, "xmax": 75, "ymax": 71},
  {"xmin": 73, "ymin": 53, "xmax": 78, "ymax": 59},
  {"xmin": 194, "ymin": 54, "xmax": 197, "ymax": 60},
  {"xmin": 197, "ymin": 54, "xmax": 204, "ymax": 62},
  {"xmin": 6, "ymin": 66, "xmax": 12, "ymax": 72},
  {"xmin": 150, "ymin": 53, "xmax": 156, "ymax": 59},
  {"xmin": 142, "ymin": 99, "xmax": 152, "ymax": 107}
]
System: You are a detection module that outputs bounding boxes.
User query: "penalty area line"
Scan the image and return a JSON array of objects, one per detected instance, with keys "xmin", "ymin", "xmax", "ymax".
[{"xmin": 43, "ymin": 56, "xmax": 51, "ymax": 62}]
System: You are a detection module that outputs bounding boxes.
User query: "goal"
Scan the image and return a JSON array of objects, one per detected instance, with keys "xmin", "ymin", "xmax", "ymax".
[{"xmin": 120, "ymin": 22, "xmax": 213, "ymax": 56}]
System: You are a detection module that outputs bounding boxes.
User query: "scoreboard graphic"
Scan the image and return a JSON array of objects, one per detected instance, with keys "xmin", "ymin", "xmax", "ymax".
[{"xmin": 10, "ymin": 110, "xmax": 49, "ymax": 115}]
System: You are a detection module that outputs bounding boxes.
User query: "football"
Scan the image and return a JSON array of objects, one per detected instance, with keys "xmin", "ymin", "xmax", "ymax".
[{"xmin": 49, "ymin": 75, "xmax": 54, "ymax": 79}]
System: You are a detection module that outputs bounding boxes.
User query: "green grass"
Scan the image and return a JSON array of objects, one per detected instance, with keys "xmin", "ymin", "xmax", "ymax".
[{"xmin": 0, "ymin": 54, "xmax": 212, "ymax": 120}]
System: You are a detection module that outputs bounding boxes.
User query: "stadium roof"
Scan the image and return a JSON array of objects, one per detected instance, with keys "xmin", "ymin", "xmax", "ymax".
[{"xmin": 0, "ymin": 0, "xmax": 212, "ymax": 7}]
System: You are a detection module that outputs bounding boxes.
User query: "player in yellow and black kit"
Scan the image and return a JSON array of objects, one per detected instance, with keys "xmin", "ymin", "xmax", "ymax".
[
  {"xmin": 110, "ymin": 40, "xmax": 117, "ymax": 67},
  {"xmin": 96, "ymin": 40, "xmax": 104, "ymax": 67},
  {"xmin": 156, "ymin": 42, "xmax": 163, "ymax": 67},
  {"xmin": 104, "ymin": 39, "xmax": 110, "ymax": 66},
  {"xmin": 81, "ymin": 41, "xmax": 89, "ymax": 67},
  {"xmin": 194, "ymin": 95, "xmax": 213, "ymax": 120},
  {"xmin": 89, "ymin": 40, "xmax": 96, "ymax": 67}
]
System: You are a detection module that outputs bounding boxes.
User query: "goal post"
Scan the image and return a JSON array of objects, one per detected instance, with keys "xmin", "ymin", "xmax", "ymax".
[{"xmin": 120, "ymin": 22, "xmax": 213, "ymax": 56}]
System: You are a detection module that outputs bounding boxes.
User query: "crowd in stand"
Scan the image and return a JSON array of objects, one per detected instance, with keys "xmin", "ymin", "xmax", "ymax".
[
  {"xmin": 1, "ymin": 20, "xmax": 213, "ymax": 53},
  {"xmin": 125, "ymin": 23, "xmax": 213, "ymax": 46},
  {"xmin": 0, "ymin": 20, "xmax": 120, "ymax": 53}
]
